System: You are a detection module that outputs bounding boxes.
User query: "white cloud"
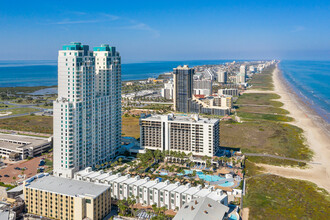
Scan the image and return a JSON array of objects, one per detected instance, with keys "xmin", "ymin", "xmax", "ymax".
[{"xmin": 48, "ymin": 13, "xmax": 159, "ymax": 38}]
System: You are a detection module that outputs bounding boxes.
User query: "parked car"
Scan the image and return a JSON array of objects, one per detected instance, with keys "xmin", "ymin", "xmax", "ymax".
[{"xmin": 4, "ymin": 175, "xmax": 9, "ymax": 177}]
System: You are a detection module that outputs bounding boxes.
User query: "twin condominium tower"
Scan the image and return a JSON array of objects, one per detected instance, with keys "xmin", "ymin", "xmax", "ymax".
[{"xmin": 53, "ymin": 42, "xmax": 121, "ymax": 178}]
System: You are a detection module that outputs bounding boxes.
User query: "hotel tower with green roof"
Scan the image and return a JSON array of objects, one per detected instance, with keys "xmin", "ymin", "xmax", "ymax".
[{"xmin": 53, "ymin": 42, "xmax": 121, "ymax": 178}]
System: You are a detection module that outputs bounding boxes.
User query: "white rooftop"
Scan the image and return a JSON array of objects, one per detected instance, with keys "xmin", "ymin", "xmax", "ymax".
[
  {"xmin": 173, "ymin": 197, "xmax": 229, "ymax": 220},
  {"xmin": 25, "ymin": 176, "xmax": 109, "ymax": 198},
  {"xmin": 132, "ymin": 178, "xmax": 149, "ymax": 187},
  {"xmin": 207, "ymin": 191, "xmax": 227, "ymax": 202},
  {"xmin": 113, "ymin": 175, "xmax": 130, "ymax": 183},
  {"xmin": 103, "ymin": 174, "xmax": 121, "ymax": 182},
  {"xmin": 162, "ymin": 183, "xmax": 180, "ymax": 192},
  {"xmin": 174, "ymin": 185, "xmax": 190, "ymax": 194},
  {"xmin": 94, "ymin": 172, "xmax": 111, "ymax": 181},
  {"xmin": 122, "ymin": 177, "xmax": 139, "ymax": 185},
  {"xmin": 194, "ymin": 188, "xmax": 212, "ymax": 198},
  {"xmin": 141, "ymin": 114, "xmax": 219, "ymax": 125},
  {"xmin": 152, "ymin": 181, "xmax": 169, "ymax": 190},
  {"xmin": 141, "ymin": 180, "xmax": 159, "ymax": 188},
  {"xmin": 182, "ymin": 186, "xmax": 202, "ymax": 196}
]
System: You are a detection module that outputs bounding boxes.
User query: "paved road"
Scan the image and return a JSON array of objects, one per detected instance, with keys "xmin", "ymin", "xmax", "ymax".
[
  {"xmin": 0, "ymin": 101, "xmax": 44, "ymax": 119},
  {"xmin": 245, "ymin": 153, "xmax": 321, "ymax": 165},
  {"xmin": 2, "ymin": 101, "xmax": 39, "ymax": 107},
  {"xmin": 0, "ymin": 110, "xmax": 43, "ymax": 119}
]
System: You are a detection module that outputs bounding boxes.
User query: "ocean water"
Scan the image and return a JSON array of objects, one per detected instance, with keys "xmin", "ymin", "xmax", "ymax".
[
  {"xmin": 279, "ymin": 60, "xmax": 330, "ymax": 123},
  {"xmin": 0, "ymin": 60, "xmax": 232, "ymax": 87}
]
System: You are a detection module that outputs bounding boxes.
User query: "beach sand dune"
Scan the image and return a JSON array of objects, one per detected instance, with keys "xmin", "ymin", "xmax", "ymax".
[{"xmin": 247, "ymin": 66, "xmax": 330, "ymax": 192}]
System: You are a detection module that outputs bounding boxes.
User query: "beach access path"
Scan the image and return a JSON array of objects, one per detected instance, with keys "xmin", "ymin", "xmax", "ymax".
[{"xmin": 245, "ymin": 66, "xmax": 330, "ymax": 192}]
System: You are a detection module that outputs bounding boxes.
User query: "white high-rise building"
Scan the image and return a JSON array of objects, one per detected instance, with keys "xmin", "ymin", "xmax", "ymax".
[
  {"xmin": 140, "ymin": 114, "xmax": 220, "ymax": 157},
  {"xmin": 53, "ymin": 42, "xmax": 121, "ymax": 178},
  {"xmin": 217, "ymin": 71, "xmax": 227, "ymax": 84}
]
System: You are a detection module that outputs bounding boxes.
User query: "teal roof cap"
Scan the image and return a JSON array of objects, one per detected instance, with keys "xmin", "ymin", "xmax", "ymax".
[
  {"xmin": 93, "ymin": 44, "xmax": 114, "ymax": 52},
  {"xmin": 62, "ymin": 42, "xmax": 83, "ymax": 50}
]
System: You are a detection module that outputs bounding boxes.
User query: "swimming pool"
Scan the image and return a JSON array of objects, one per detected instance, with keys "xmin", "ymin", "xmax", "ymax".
[
  {"xmin": 160, "ymin": 172, "xmax": 168, "ymax": 176},
  {"xmin": 229, "ymin": 214, "xmax": 238, "ymax": 220},
  {"xmin": 218, "ymin": 181, "xmax": 234, "ymax": 187},
  {"xmin": 178, "ymin": 170, "xmax": 226, "ymax": 182}
]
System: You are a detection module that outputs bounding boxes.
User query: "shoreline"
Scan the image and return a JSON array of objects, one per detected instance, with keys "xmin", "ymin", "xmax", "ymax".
[
  {"xmin": 277, "ymin": 65, "xmax": 330, "ymax": 138},
  {"xmin": 265, "ymin": 65, "xmax": 330, "ymax": 192}
]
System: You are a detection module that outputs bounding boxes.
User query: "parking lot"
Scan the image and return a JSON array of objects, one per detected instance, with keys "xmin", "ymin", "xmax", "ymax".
[{"xmin": 0, "ymin": 156, "xmax": 50, "ymax": 184}]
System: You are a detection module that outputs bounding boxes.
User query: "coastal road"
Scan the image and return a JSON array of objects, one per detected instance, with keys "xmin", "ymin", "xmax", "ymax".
[
  {"xmin": 0, "ymin": 110, "xmax": 44, "ymax": 119},
  {"xmin": 245, "ymin": 153, "xmax": 321, "ymax": 165},
  {"xmin": 0, "ymin": 101, "xmax": 45, "ymax": 119}
]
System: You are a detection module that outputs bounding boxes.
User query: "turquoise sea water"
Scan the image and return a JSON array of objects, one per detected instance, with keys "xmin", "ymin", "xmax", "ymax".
[
  {"xmin": 279, "ymin": 60, "xmax": 330, "ymax": 123},
  {"xmin": 0, "ymin": 60, "xmax": 231, "ymax": 87},
  {"xmin": 0, "ymin": 59, "xmax": 329, "ymax": 123}
]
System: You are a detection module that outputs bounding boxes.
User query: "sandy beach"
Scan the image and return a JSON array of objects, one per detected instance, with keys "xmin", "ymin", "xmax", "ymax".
[{"xmin": 246, "ymin": 65, "xmax": 330, "ymax": 192}]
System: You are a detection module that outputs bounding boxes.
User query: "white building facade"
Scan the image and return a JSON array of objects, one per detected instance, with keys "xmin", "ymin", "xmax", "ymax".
[
  {"xmin": 74, "ymin": 168, "xmax": 228, "ymax": 210},
  {"xmin": 53, "ymin": 42, "xmax": 121, "ymax": 178},
  {"xmin": 140, "ymin": 114, "xmax": 220, "ymax": 157}
]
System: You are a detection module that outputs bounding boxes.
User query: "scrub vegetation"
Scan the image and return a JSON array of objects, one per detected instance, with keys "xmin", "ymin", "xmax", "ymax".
[
  {"xmin": 0, "ymin": 115, "xmax": 53, "ymax": 133},
  {"xmin": 244, "ymin": 175, "xmax": 330, "ymax": 220},
  {"xmin": 122, "ymin": 115, "xmax": 140, "ymax": 139},
  {"xmin": 248, "ymin": 65, "xmax": 275, "ymax": 90}
]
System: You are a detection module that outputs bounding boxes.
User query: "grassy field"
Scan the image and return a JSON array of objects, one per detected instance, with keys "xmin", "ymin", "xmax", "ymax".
[
  {"xmin": 236, "ymin": 93, "xmax": 283, "ymax": 107},
  {"xmin": 237, "ymin": 111, "xmax": 293, "ymax": 122},
  {"xmin": 0, "ymin": 114, "xmax": 141, "ymax": 138},
  {"xmin": 248, "ymin": 65, "xmax": 275, "ymax": 90},
  {"xmin": 220, "ymin": 121, "xmax": 312, "ymax": 161},
  {"xmin": 244, "ymin": 175, "xmax": 330, "ymax": 219},
  {"xmin": 0, "ymin": 107, "xmax": 39, "ymax": 116},
  {"xmin": 0, "ymin": 104, "xmax": 15, "ymax": 109},
  {"xmin": 0, "ymin": 115, "xmax": 53, "ymax": 133},
  {"xmin": 122, "ymin": 116, "xmax": 140, "ymax": 138},
  {"xmin": 236, "ymin": 105, "xmax": 289, "ymax": 115}
]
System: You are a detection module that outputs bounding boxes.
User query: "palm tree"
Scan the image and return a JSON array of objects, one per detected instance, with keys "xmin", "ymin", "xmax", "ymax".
[
  {"xmin": 127, "ymin": 196, "xmax": 136, "ymax": 217},
  {"xmin": 118, "ymin": 199, "xmax": 128, "ymax": 216}
]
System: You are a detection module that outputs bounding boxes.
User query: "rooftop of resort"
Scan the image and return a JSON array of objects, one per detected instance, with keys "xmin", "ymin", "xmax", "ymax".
[
  {"xmin": 24, "ymin": 175, "xmax": 109, "ymax": 198},
  {"xmin": 140, "ymin": 113, "xmax": 219, "ymax": 124},
  {"xmin": 173, "ymin": 197, "xmax": 230, "ymax": 220}
]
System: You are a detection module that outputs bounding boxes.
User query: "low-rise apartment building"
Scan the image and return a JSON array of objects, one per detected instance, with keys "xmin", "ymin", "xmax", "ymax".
[
  {"xmin": 218, "ymin": 88, "xmax": 239, "ymax": 96},
  {"xmin": 23, "ymin": 174, "xmax": 111, "ymax": 220},
  {"xmin": 140, "ymin": 114, "xmax": 220, "ymax": 157},
  {"xmin": 74, "ymin": 168, "xmax": 228, "ymax": 211}
]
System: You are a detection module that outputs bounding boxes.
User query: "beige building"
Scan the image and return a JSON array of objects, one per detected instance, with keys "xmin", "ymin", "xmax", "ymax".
[{"xmin": 24, "ymin": 175, "xmax": 111, "ymax": 220}]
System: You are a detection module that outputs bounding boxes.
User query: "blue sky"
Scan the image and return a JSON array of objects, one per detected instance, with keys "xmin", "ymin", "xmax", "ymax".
[{"xmin": 0, "ymin": 0, "xmax": 329, "ymax": 62}]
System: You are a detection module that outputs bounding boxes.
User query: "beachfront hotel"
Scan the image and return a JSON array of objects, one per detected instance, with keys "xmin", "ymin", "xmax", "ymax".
[
  {"xmin": 74, "ymin": 168, "xmax": 228, "ymax": 211},
  {"xmin": 24, "ymin": 174, "xmax": 111, "ymax": 220},
  {"xmin": 173, "ymin": 65, "xmax": 194, "ymax": 113},
  {"xmin": 140, "ymin": 114, "xmax": 220, "ymax": 157},
  {"xmin": 53, "ymin": 42, "xmax": 121, "ymax": 178}
]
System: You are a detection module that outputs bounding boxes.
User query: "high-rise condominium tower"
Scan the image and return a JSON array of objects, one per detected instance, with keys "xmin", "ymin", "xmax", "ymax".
[
  {"xmin": 173, "ymin": 65, "xmax": 194, "ymax": 113},
  {"xmin": 53, "ymin": 42, "xmax": 121, "ymax": 178}
]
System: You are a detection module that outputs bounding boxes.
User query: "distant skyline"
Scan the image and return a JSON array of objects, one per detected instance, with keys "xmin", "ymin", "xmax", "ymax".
[{"xmin": 0, "ymin": 0, "xmax": 330, "ymax": 62}]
